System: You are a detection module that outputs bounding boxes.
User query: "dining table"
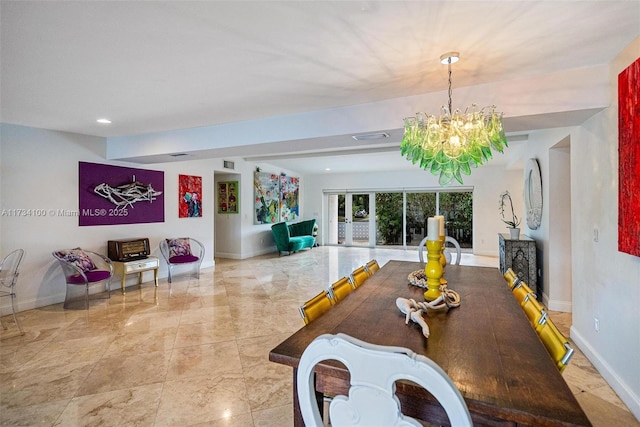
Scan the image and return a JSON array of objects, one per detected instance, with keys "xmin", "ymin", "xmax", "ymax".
[{"xmin": 269, "ymin": 260, "xmax": 591, "ymax": 426}]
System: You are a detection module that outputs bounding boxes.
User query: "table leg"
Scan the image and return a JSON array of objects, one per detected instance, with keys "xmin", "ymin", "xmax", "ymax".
[
  {"xmin": 138, "ymin": 271, "xmax": 143, "ymax": 285},
  {"xmin": 292, "ymin": 368, "xmax": 304, "ymax": 427},
  {"xmin": 121, "ymin": 274, "xmax": 126, "ymax": 295},
  {"xmin": 154, "ymin": 268, "xmax": 159, "ymax": 287}
]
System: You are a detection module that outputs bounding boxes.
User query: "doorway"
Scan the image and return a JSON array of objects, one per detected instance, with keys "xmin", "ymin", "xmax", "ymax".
[{"xmin": 326, "ymin": 192, "xmax": 375, "ymax": 247}]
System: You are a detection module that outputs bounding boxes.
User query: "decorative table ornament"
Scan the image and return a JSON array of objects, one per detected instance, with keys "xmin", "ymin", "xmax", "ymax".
[
  {"xmin": 435, "ymin": 215, "xmax": 447, "ymax": 284},
  {"xmin": 396, "ymin": 291, "xmax": 461, "ymax": 338},
  {"xmin": 424, "ymin": 217, "xmax": 444, "ymax": 301}
]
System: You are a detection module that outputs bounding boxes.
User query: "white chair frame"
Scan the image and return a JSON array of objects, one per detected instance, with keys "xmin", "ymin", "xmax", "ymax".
[
  {"xmin": 418, "ymin": 236, "xmax": 462, "ymax": 265},
  {"xmin": 297, "ymin": 333, "xmax": 472, "ymax": 427}
]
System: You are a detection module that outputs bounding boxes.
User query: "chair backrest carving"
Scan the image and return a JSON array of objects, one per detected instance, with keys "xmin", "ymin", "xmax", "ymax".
[{"xmin": 297, "ymin": 334, "xmax": 472, "ymax": 427}]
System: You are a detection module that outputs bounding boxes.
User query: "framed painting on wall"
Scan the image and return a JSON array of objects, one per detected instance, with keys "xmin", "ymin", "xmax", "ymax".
[
  {"xmin": 179, "ymin": 174, "xmax": 202, "ymax": 218},
  {"xmin": 79, "ymin": 162, "xmax": 164, "ymax": 226},
  {"xmin": 218, "ymin": 181, "xmax": 239, "ymax": 214},
  {"xmin": 618, "ymin": 57, "xmax": 640, "ymax": 257},
  {"xmin": 280, "ymin": 174, "xmax": 299, "ymax": 222},
  {"xmin": 254, "ymin": 171, "xmax": 280, "ymax": 224}
]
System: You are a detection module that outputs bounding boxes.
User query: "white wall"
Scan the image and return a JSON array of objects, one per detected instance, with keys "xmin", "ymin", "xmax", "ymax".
[
  {"xmin": 569, "ymin": 39, "xmax": 640, "ymax": 419},
  {"xmin": 521, "ymin": 128, "xmax": 577, "ymax": 311},
  {"xmin": 220, "ymin": 161, "xmax": 308, "ymax": 260},
  {"xmin": 0, "ymin": 124, "xmax": 216, "ymax": 312},
  {"xmin": 548, "ymin": 143, "xmax": 572, "ymax": 310},
  {"xmin": 302, "ymin": 164, "xmax": 524, "ymax": 257}
]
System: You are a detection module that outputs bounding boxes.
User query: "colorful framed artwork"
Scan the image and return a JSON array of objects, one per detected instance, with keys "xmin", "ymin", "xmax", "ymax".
[
  {"xmin": 79, "ymin": 162, "xmax": 164, "ymax": 226},
  {"xmin": 179, "ymin": 174, "xmax": 202, "ymax": 218},
  {"xmin": 280, "ymin": 174, "xmax": 299, "ymax": 222},
  {"xmin": 254, "ymin": 171, "xmax": 280, "ymax": 224},
  {"xmin": 618, "ymin": 57, "xmax": 640, "ymax": 257},
  {"xmin": 218, "ymin": 181, "xmax": 239, "ymax": 214}
]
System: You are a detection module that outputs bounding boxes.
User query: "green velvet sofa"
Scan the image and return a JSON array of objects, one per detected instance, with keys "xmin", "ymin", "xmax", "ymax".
[{"xmin": 271, "ymin": 219, "xmax": 316, "ymax": 255}]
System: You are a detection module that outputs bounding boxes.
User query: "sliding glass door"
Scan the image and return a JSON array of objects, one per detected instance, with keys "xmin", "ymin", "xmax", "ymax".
[{"xmin": 327, "ymin": 189, "xmax": 473, "ymax": 250}]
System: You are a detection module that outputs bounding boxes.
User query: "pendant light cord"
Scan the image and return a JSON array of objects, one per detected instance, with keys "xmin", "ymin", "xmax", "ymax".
[{"xmin": 447, "ymin": 58, "xmax": 453, "ymax": 114}]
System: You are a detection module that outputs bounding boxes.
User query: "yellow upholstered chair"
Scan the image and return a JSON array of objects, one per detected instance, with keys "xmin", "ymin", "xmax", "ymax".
[
  {"xmin": 503, "ymin": 268, "xmax": 520, "ymax": 289},
  {"xmin": 329, "ymin": 276, "xmax": 355, "ymax": 304},
  {"xmin": 535, "ymin": 310, "xmax": 575, "ymax": 373},
  {"xmin": 350, "ymin": 266, "xmax": 370, "ymax": 288},
  {"xmin": 520, "ymin": 291, "xmax": 544, "ymax": 326},
  {"xmin": 364, "ymin": 259, "xmax": 380, "ymax": 275},
  {"xmin": 299, "ymin": 290, "xmax": 334, "ymax": 325},
  {"xmin": 511, "ymin": 280, "xmax": 534, "ymax": 304}
]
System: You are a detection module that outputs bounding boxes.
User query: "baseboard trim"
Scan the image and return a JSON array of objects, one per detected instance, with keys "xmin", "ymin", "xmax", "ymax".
[
  {"xmin": 542, "ymin": 293, "xmax": 572, "ymax": 312},
  {"xmin": 571, "ymin": 326, "xmax": 640, "ymax": 421}
]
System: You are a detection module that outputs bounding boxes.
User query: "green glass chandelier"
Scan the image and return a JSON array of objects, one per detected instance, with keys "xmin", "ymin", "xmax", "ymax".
[{"xmin": 401, "ymin": 52, "xmax": 507, "ymax": 186}]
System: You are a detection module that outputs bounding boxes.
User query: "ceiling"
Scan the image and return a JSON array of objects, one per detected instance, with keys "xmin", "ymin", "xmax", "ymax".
[{"xmin": 1, "ymin": 1, "xmax": 638, "ymax": 173}]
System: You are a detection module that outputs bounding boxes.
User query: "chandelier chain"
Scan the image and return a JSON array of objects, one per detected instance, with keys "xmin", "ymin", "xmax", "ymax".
[{"xmin": 447, "ymin": 59, "xmax": 453, "ymax": 114}]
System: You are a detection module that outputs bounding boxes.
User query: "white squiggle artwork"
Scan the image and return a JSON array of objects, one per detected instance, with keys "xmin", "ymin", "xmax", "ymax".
[{"xmin": 94, "ymin": 181, "xmax": 162, "ymax": 208}]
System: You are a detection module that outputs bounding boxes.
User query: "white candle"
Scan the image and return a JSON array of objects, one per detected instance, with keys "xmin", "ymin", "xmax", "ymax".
[
  {"xmin": 435, "ymin": 215, "xmax": 445, "ymax": 237},
  {"xmin": 427, "ymin": 217, "xmax": 439, "ymax": 241}
]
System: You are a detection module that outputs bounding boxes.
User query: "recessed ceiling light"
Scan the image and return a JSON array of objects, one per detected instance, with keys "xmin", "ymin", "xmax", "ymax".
[
  {"xmin": 325, "ymin": 168, "xmax": 331, "ymax": 171},
  {"xmin": 96, "ymin": 118, "xmax": 112, "ymax": 124}
]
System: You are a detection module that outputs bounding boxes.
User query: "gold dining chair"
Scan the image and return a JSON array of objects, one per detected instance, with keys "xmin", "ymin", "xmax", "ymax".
[
  {"xmin": 520, "ymin": 291, "xmax": 545, "ymax": 326},
  {"xmin": 298, "ymin": 290, "xmax": 335, "ymax": 325},
  {"xmin": 329, "ymin": 276, "xmax": 356, "ymax": 304},
  {"xmin": 364, "ymin": 259, "xmax": 380, "ymax": 275},
  {"xmin": 503, "ymin": 268, "xmax": 521, "ymax": 289},
  {"xmin": 535, "ymin": 310, "xmax": 575, "ymax": 373},
  {"xmin": 350, "ymin": 266, "xmax": 370, "ymax": 288},
  {"xmin": 511, "ymin": 280, "xmax": 534, "ymax": 304}
]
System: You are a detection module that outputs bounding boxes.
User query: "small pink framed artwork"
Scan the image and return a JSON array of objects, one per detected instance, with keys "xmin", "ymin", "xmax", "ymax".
[
  {"xmin": 618, "ymin": 57, "xmax": 640, "ymax": 257},
  {"xmin": 179, "ymin": 174, "xmax": 202, "ymax": 218}
]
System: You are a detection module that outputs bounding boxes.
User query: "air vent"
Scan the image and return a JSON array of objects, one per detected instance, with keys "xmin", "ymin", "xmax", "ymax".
[
  {"xmin": 352, "ymin": 132, "xmax": 389, "ymax": 141},
  {"xmin": 170, "ymin": 153, "xmax": 188, "ymax": 157},
  {"xmin": 223, "ymin": 160, "xmax": 235, "ymax": 170}
]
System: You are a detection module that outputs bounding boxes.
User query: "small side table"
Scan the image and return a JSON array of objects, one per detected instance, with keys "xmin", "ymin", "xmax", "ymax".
[{"xmin": 112, "ymin": 256, "xmax": 159, "ymax": 294}]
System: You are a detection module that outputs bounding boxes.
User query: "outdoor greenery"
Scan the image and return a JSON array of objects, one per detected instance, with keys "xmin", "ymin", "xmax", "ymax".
[
  {"xmin": 337, "ymin": 194, "xmax": 370, "ymax": 222},
  {"xmin": 375, "ymin": 193, "xmax": 403, "ymax": 245},
  {"xmin": 377, "ymin": 191, "xmax": 473, "ymax": 247},
  {"xmin": 336, "ymin": 190, "xmax": 473, "ymax": 248}
]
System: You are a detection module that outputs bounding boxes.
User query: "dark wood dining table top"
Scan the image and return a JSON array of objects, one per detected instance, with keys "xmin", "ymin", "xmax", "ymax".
[{"xmin": 269, "ymin": 260, "xmax": 591, "ymax": 427}]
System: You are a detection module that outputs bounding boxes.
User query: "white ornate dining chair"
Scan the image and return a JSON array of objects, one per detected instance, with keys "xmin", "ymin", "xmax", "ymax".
[
  {"xmin": 297, "ymin": 333, "xmax": 472, "ymax": 427},
  {"xmin": 418, "ymin": 236, "xmax": 462, "ymax": 265}
]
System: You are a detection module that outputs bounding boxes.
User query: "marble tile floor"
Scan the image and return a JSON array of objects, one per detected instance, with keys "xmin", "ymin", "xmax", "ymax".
[{"xmin": 1, "ymin": 246, "xmax": 637, "ymax": 426}]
